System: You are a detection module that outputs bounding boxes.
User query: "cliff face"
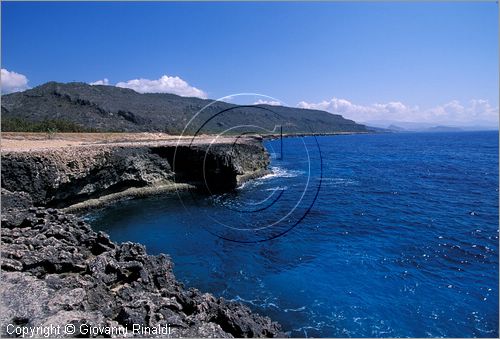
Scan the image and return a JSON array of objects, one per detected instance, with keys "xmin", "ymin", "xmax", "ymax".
[
  {"xmin": 0, "ymin": 136, "xmax": 281, "ymax": 337},
  {"xmin": 2, "ymin": 146, "xmax": 172, "ymax": 207},
  {"xmin": 1, "ymin": 137, "xmax": 270, "ymax": 208}
]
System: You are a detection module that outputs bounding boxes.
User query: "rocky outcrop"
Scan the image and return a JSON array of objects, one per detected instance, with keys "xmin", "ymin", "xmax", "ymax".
[
  {"xmin": 0, "ymin": 137, "xmax": 283, "ymax": 337},
  {"xmin": 1, "ymin": 146, "xmax": 172, "ymax": 208},
  {"xmin": 1, "ymin": 137, "xmax": 270, "ymax": 208},
  {"xmin": 0, "ymin": 205, "xmax": 284, "ymax": 337}
]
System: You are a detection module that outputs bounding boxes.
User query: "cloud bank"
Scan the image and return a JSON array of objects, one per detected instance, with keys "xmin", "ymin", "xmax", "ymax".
[
  {"xmin": 89, "ymin": 74, "xmax": 207, "ymax": 99},
  {"xmin": 298, "ymin": 97, "xmax": 499, "ymax": 127},
  {"xmin": 1, "ymin": 69, "xmax": 29, "ymax": 93},
  {"xmin": 3, "ymin": 68, "xmax": 496, "ymax": 127},
  {"xmin": 115, "ymin": 75, "xmax": 207, "ymax": 98},
  {"xmin": 254, "ymin": 99, "xmax": 282, "ymax": 106},
  {"xmin": 90, "ymin": 78, "xmax": 110, "ymax": 86}
]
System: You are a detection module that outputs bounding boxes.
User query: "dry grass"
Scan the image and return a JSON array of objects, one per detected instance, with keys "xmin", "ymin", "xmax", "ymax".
[
  {"xmin": 0, "ymin": 132, "xmax": 179, "ymax": 151},
  {"xmin": 0, "ymin": 132, "xmax": 256, "ymax": 152},
  {"xmin": 2, "ymin": 132, "xmax": 178, "ymax": 142}
]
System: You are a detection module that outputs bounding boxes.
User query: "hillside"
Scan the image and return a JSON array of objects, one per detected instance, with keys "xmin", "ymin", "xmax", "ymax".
[{"xmin": 1, "ymin": 82, "xmax": 367, "ymax": 134}]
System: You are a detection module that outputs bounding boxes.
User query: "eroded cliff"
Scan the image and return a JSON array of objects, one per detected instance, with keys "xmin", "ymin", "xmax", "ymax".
[{"xmin": 1, "ymin": 136, "xmax": 270, "ymax": 208}]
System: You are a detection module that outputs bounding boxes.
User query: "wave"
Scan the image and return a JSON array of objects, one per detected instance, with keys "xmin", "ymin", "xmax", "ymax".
[
  {"xmin": 321, "ymin": 177, "xmax": 359, "ymax": 186},
  {"xmin": 236, "ymin": 166, "xmax": 304, "ymax": 190},
  {"xmin": 265, "ymin": 186, "xmax": 288, "ymax": 191},
  {"xmin": 231, "ymin": 295, "xmax": 280, "ymax": 310},
  {"xmin": 284, "ymin": 306, "xmax": 306, "ymax": 312},
  {"xmin": 259, "ymin": 166, "xmax": 305, "ymax": 180}
]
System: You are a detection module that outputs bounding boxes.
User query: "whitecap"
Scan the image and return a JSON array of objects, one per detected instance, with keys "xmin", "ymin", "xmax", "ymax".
[
  {"xmin": 321, "ymin": 177, "xmax": 358, "ymax": 185},
  {"xmin": 284, "ymin": 306, "xmax": 306, "ymax": 312},
  {"xmin": 259, "ymin": 166, "xmax": 305, "ymax": 180},
  {"xmin": 265, "ymin": 186, "xmax": 288, "ymax": 191}
]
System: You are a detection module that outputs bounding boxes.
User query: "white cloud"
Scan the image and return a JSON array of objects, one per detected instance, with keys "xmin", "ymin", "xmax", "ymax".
[
  {"xmin": 298, "ymin": 97, "xmax": 499, "ymax": 127},
  {"xmin": 116, "ymin": 74, "xmax": 207, "ymax": 98},
  {"xmin": 254, "ymin": 99, "xmax": 282, "ymax": 106},
  {"xmin": 90, "ymin": 78, "xmax": 110, "ymax": 85},
  {"xmin": 1, "ymin": 68, "xmax": 29, "ymax": 93}
]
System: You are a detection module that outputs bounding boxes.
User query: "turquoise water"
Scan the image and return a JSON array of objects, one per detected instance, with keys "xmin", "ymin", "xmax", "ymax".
[{"xmin": 88, "ymin": 132, "xmax": 499, "ymax": 337}]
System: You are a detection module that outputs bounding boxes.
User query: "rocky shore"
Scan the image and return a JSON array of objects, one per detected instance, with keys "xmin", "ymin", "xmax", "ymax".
[
  {"xmin": 0, "ymin": 136, "xmax": 285, "ymax": 338},
  {"xmin": 1, "ymin": 136, "xmax": 270, "ymax": 209}
]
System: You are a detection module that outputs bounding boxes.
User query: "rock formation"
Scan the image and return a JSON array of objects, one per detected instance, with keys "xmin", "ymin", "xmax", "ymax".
[
  {"xmin": 1, "ymin": 137, "xmax": 270, "ymax": 208},
  {"xmin": 1, "ymin": 204, "xmax": 284, "ymax": 337},
  {"xmin": 0, "ymin": 137, "xmax": 284, "ymax": 337}
]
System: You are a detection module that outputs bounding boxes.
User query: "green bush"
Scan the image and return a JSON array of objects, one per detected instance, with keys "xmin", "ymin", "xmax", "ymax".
[{"xmin": 1, "ymin": 117, "xmax": 96, "ymax": 133}]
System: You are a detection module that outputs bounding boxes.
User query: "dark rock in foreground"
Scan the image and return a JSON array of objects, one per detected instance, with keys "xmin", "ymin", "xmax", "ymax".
[{"xmin": 0, "ymin": 202, "xmax": 285, "ymax": 337}]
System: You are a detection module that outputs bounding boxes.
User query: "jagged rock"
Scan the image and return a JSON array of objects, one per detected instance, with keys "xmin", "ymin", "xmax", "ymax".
[
  {"xmin": 1, "ymin": 189, "xmax": 33, "ymax": 226},
  {"xmin": 1, "ymin": 189, "xmax": 33, "ymax": 210},
  {"xmin": 0, "ymin": 208, "xmax": 286, "ymax": 337}
]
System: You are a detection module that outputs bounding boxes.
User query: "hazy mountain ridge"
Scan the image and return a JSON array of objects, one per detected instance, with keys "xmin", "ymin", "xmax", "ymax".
[
  {"xmin": 365, "ymin": 120, "xmax": 497, "ymax": 132},
  {"xmin": 1, "ymin": 82, "xmax": 367, "ymax": 134}
]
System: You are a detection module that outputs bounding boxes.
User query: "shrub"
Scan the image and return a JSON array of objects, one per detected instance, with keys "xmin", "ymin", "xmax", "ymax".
[{"xmin": 1, "ymin": 117, "xmax": 96, "ymax": 133}]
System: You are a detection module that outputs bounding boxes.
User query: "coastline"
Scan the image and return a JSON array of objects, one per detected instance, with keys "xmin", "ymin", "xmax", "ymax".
[
  {"xmin": 261, "ymin": 131, "xmax": 372, "ymax": 141},
  {"xmin": 61, "ymin": 183, "xmax": 195, "ymax": 213},
  {"xmin": 0, "ymin": 130, "xmax": 364, "ymax": 213},
  {"xmin": 0, "ymin": 133, "xmax": 284, "ymax": 338},
  {"xmin": 1, "ymin": 134, "xmax": 270, "ymax": 205},
  {"xmin": 1, "ymin": 203, "xmax": 285, "ymax": 338}
]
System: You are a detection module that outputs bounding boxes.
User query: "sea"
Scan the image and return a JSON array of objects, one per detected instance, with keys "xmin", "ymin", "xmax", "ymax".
[{"xmin": 87, "ymin": 131, "xmax": 499, "ymax": 337}]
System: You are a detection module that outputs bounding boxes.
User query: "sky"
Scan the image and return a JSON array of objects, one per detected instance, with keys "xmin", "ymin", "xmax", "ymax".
[{"xmin": 1, "ymin": 1, "xmax": 498, "ymax": 127}]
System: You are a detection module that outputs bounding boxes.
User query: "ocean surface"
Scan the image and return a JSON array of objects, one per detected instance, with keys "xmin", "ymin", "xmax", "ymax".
[{"xmin": 87, "ymin": 131, "xmax": 499, "ymax": 337}]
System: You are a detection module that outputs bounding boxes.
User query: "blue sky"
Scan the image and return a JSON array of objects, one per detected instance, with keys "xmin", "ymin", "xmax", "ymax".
[{"xmin": 1, "ymin": 2, "xmax": 498, "ymax": 127}]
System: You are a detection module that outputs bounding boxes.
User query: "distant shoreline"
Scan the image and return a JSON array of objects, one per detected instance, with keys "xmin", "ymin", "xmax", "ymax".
[{"xmin": 261, "ymin": 131, "xmax": 373, "ymax": 140}]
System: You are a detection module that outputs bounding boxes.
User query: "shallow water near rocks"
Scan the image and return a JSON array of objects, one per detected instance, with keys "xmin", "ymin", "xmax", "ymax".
[{"xmin": 87, "ymin": 132, "xmax": 499, "ymax": 337}]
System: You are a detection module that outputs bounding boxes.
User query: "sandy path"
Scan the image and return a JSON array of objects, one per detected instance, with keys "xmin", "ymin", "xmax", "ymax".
[{"xmin": 0, "ymin": 132, "xmax": 261, "ymax": 152}]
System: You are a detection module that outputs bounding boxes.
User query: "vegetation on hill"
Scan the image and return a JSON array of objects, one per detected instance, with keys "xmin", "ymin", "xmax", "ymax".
[
  {"xmin": 1, "ymin": 116, "xmax": 96, "ymax": 133},
  {"xmin": 1, "ymin": 82, "xmax": 367, "ymax": 135}
]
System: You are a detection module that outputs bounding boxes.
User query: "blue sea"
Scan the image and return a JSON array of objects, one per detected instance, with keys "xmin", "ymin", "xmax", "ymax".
[{"xmin": 87, "ymin": 132, "xmax": 499, "ymax": 337}]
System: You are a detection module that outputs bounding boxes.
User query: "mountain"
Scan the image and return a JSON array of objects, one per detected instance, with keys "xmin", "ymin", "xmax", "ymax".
[
  {"xmin": 387, "ymin": 124, "xmax": 406, "ymax": 132},
  {"xmin": 365, "ymin": 120, "xmax": 497, "ymax": 132},
  {"xmin": 1, "ymin": 82, "xmax": 367, "ymax": 134},
  {"xmin": 424, "ymin": 125, "xmax": 464, "ymax": 132}
]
